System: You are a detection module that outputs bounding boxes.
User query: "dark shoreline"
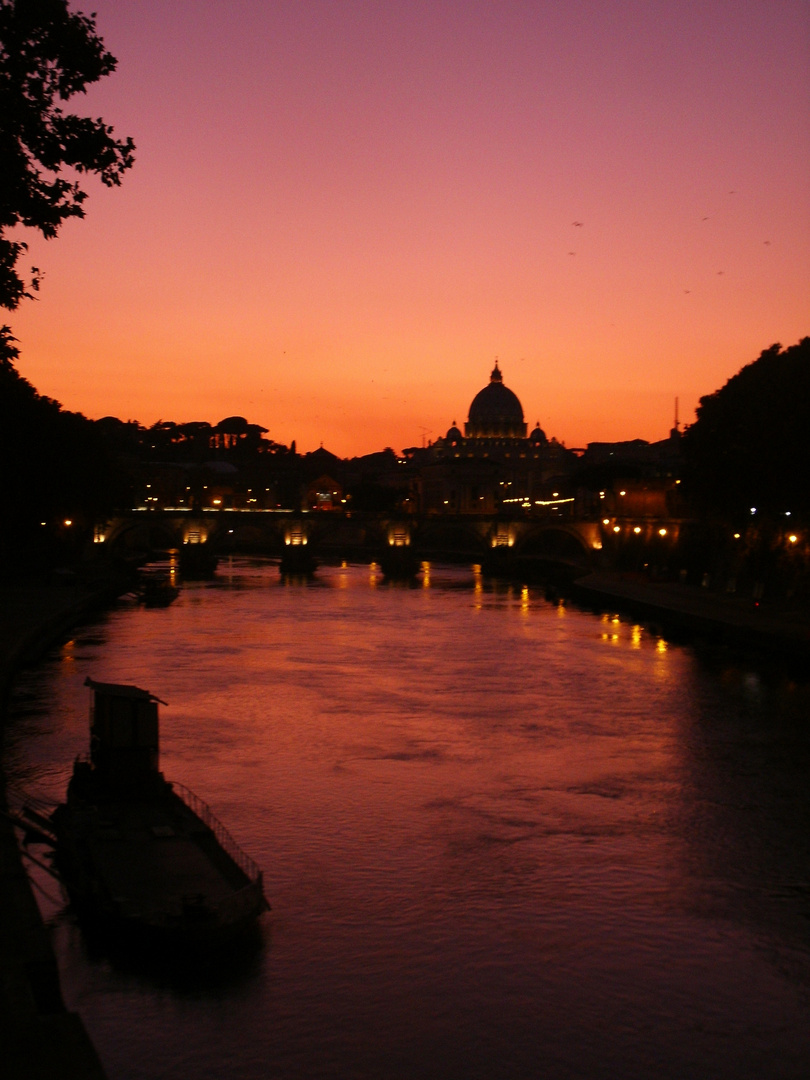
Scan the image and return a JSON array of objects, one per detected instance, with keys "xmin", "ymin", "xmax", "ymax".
[
  {"xmin": 570, "ymin": 571, "xmax": 810, "ymax": 666},
  {"xmin": 0, "ymin": 576, "xmax": 128, "ymax": 1080}
]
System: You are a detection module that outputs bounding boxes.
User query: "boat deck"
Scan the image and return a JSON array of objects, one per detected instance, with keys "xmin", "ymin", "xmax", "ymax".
[{"xmin": 76, "ymin": 795, "xmax": 249, "ymax": 921}]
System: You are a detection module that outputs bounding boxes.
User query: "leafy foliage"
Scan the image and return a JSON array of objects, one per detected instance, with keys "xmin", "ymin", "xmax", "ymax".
[
  {"xmin": 0, "ymin": 0, "xmax": 134, "ymax": 324},
  {"xmin": 682, "ymin": 338, "xmax": 810, "ymax": 519}
]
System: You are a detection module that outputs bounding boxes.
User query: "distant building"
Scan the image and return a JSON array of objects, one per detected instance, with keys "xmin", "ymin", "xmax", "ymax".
[
  {"xmin": 404, "ymin": 362, "xmax": 576, "ymax": 514},
  {"xmin": 580, "ymin": 434, "xmax": 682, "ymax": 475}
]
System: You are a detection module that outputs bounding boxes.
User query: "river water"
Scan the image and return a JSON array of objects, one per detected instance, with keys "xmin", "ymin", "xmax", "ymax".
[{"xmin": 5, "ymin": 558, "xmax": 810, "ymax": 1080}]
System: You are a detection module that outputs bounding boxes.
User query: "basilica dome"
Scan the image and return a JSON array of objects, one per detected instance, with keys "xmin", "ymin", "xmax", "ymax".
[{"xmin": 465, "ymin": 362, "xmax": 527, "ymax": 439}]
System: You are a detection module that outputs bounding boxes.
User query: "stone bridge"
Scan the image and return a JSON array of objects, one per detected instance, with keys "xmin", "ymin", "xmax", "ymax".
[{"xmin": 94, "ymin": 509, "xmax": 609, "ymax": 571}]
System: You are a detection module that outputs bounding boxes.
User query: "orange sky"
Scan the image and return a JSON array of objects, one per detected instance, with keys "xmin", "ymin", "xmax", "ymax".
[{"xmin": 10, "ymin": 0, "xmax": 810, "ymax": 457}]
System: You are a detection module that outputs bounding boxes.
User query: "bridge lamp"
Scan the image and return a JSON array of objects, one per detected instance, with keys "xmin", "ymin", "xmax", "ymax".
[
  {"xmin": 633, "ymin": 526, "xmax": 641, "ymax": 534},
  {"xmin": 658, "ymin": 528, "xmax": 667, "ymax": 537},
  {"xmin": 788, "ymin": 534, "xmax": 798, "ymax": 544},
  {"xmin": 602, "ymin": 518, "xmax": 610, "ymax": 526},
  {"xmin": 733, "ymin": 533, "xmax": 741, "ymax": 539},
  {"xmin": 613, "ymin": 525, "xmax": 620, "ymax": 533},
  {"xmin": 619, "ymin": 490, "xmax": 626, "ymax": 497},
  {"xmin": 64, "ymin": 519, "xmax": 72, "ymax": 527}
]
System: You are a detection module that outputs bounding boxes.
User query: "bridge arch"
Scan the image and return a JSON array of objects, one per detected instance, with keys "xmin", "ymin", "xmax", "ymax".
[
  {"xmin": 413, "ymin": 519, "xmax": 490, "ymax": 559},
  {"xmin": 103, "ymin": 519, "xmax": 184, "ymax": 556},
  {"xmin": 512, "ymin": 523, "xmax": 597, "ymax": 569}
]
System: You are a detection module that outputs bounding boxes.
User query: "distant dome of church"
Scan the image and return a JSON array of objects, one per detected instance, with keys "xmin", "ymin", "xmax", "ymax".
[
  {"xmin": 529, "ymin": 422, "xmax": 547, "ymax": 446},
  {"xmin": 465, "ymin": 362, "xmax": 527, "ymax": 439},
  {"xmin": 445, "ymin": 422, "xmax": 463, "ymax": 445}
]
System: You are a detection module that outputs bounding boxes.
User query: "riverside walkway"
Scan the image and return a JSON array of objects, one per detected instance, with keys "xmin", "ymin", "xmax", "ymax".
[{"xmin": 572, "ymin": 572, "xmax": 810, "ymax": 661}]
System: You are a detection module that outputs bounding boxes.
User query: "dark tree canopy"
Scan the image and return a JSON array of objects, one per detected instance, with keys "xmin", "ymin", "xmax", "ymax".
[
  {"xmin": 0, "ymin": 0, "xmax": 134, "ymax": 359},
  {"xmin": 682, "ymin": 338, "xmax": 810, "ymax": 519},
  {"xmin": 0, "ymin": 358, "xmax": 121, "ymax": 564}
]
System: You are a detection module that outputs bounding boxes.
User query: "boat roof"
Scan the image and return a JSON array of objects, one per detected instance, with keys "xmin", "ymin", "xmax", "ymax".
[{"xmin": 85, "ymin": 677, "xmax": 168, "ymax": 705}]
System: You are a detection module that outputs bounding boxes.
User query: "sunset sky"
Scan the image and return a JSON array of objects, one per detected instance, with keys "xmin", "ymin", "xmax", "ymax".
[{"xmin": 10, "ymin": 0, "xmax": 810, "ymax": 457}]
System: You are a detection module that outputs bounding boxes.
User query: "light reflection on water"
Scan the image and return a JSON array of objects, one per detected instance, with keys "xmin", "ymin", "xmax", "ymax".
[{"xmin": 6, "ymin": 558, "xmax": 810, "ymax": 1080}]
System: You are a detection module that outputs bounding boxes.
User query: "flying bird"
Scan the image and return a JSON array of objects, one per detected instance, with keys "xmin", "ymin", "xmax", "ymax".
[{"xmin": 572, "ymin": 221, "xmax": 583, "ymax": 227}]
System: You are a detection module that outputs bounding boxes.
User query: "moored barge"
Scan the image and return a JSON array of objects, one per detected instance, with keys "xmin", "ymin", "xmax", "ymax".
[{"xmin": 51, "ymin": 678, "xmax": 268, "ymax": 950}]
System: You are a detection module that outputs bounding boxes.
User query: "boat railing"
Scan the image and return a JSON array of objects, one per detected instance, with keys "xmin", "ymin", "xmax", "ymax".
[
  {"xmin": 213, "ymin": 875, "xmax": 266, "ymax": 924},
  {"xmin": 170, "ymin": 782, "xmax": 263, "ymax": 885}
]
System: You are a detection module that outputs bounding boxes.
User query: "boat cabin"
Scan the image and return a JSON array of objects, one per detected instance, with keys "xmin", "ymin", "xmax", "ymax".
[{"xmin": 85, "ymin": 677, "xmax": 166, "ymax": 784}]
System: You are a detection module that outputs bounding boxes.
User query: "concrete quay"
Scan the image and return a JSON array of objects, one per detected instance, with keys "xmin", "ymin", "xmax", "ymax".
[
  {"xmin": 571, "ymin": 571, "xmax": 810, "ymax": 661},
  {"xmin": 0, "ymin": 579, "xmax": 121, "ymax": 1080}
]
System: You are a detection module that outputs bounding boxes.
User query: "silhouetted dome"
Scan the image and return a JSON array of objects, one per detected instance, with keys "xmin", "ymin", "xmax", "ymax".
[
  {"xmin": 446, "ymin": 422, "xmax": 463, "ymax": 445},
  {"xmin": 465, "ymin": 362, "xmax": 526, "ymax": 439},
  {"xmin": 529, "ymin": 422, "xmax": 547, "ymax": 445}
]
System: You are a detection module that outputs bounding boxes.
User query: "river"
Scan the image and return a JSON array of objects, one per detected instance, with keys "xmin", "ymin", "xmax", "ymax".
[{"xmin": 4, "ymin": 557, "xmax": 810, "ymax": 1079}]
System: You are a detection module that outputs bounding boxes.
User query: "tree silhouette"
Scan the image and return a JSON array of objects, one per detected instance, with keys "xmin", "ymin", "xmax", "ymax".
[
  {"xmin": 0, "ymin": 0, "xmax": 134, "ymax": 363},
  {"xmin": 0, "ymin": 359, "xmax": 120, "ymax": 565},
  {"xmin": 682, "ymin": 338, "xmax": 810, "ymax": 520}
]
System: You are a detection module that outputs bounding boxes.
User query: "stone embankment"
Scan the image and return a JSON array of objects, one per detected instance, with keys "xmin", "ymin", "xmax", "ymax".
[
  {"xmin": 0, "ymin": 575, "xmax": 128, "ymax": 1080},
  {"xmin": 572, "ymin": 571, "xmax": 810, "ymax": 661}
]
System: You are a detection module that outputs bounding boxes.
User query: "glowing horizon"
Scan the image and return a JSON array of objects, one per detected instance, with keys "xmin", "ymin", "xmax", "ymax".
[{"xmin": 8, "ymin": 0, "xmax": 809, "ymax": 457}]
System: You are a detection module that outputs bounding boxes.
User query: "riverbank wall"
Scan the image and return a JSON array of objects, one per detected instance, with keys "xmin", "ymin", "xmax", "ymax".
[
  {"xmin": 0, "ymin": 575, "xmax": 128, "ymax": 1080},
  {"xmin": 571, "ymin": 571, "xmax": 810, "ymax": 663}
]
